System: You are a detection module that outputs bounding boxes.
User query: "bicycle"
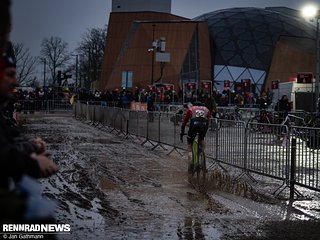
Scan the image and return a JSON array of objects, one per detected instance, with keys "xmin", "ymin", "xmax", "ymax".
[
  {"xmin": 219, "ymin": 107, "xmax": 243, "ymax": 121},
  {"xmin": 271, "ymin": 113, "xmax": 308, "ymax": 143},
  {"xmin": 247, "ymin": 109, "xmax": 274, "ymax": 132},
  {"xmin": 280, "ymin": 113, "xmax": 306, "ymax": 127},
  {"xmin": 181, "ymin": 133, "xmax": 207, "ymax": 183},
  {"xmin": 218, "ymin": 107, "xmax": 243, "ymax": 129}
]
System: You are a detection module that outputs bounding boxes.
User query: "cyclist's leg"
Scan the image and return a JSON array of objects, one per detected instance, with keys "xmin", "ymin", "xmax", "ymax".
[
  {"xmin": 198, "ymin": 126, "xmax": 208, "ymax": 174},
  {"xmin": 187, "ymin": 126, "xmax": 196, "ymax": 173},
  {"xmin": 198, "ymin": 134, "xmax": 206, "ymax": 151},
  {"xmin": 198, "ymin": 119, "xmax": 209, "ymax": 151}
]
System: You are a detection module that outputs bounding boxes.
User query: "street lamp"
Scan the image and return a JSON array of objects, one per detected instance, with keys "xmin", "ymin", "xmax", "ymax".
[
  {"xmin": 151, "ymin": 24, "xmax": 156, "ymax": 85},
  {"xmin": 302, "ymin": 5, "xmax": 320, "ymax": 111}
]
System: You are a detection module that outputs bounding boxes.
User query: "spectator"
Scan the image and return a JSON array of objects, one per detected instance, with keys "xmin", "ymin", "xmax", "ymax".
[
  {"xmin": 147, "ymin": 93, "xmax": 154, "ymax": 122},
  {"xmin": 205, "ymin": 94, "xmax": 217, "ymax": 118},
  {"xmin": 258, "ymin": 91, "xmax": 269, "ymax": 109},
  {"xmin": 234, "ymin": 92, "xmax": 244, "ymax": 107},
  {"xmin": 275, "ymin": 95, "xmax": 291, "ymax": 122},
  {"xmin": 94, "ymin": 90, "xmax": 101, "ymax": 102}
]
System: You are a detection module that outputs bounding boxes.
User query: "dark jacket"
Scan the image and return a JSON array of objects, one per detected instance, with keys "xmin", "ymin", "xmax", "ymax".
[
  {"xmin": 147, "ymin": 96, "xmax": 154, "ymax": 111},
  {"xmin": 0, "ymin": 113, "xmax": 40, "ymax": 189},
  {"xmin": 275, "ymin": 99, "xmax": 291, "ymax": 112},
  {"xmin": 205, "ymin": 97, "xmax": 217, "ymax": 113}
]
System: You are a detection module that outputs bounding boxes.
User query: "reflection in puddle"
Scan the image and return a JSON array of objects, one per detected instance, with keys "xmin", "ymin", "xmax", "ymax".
[{"xmin": 177, "ymin": 217, "xmax": 205, "ymax": 240}]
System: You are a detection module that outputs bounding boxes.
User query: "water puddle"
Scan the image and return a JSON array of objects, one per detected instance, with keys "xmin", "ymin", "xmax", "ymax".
[{"xmin": 177, "ymin": 217, "xmax": 221, "ymax": 239}]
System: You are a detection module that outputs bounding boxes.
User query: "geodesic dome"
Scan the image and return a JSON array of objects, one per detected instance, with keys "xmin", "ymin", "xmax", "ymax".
[{"xmin": 195, "ymin": 7, "xmax": 315, "ymax": 71}]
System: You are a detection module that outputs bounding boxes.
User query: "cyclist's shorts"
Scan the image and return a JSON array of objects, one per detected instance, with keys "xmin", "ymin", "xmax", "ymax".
[{"xmin": 187, "ymin": 117, "xmax": 208, "ymax": 144}]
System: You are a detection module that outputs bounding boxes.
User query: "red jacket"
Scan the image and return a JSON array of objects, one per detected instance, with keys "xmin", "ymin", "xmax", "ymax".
[{"xmin": 181, "ymin": 106, "xmax": 210, "ymax": 129}]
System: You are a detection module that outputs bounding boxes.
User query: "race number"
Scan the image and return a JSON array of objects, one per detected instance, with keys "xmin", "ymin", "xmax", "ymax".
[{"xmin": 195, "ymin": 110, "xmax": 205, "ymax": 118}]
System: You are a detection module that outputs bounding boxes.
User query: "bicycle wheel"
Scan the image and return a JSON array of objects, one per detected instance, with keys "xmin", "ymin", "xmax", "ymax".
[
  {"xmin": 248, "ymin": 116, "xmax": 261, "ymax": 132},
  {"xmin": 189, "ymin": 141, "xmax": 198, "ymax": 177},
  {"xmin": 235, "ymin": 113, "xmax": 243, "ymax": 121},
  {"xmin": 198, "ymin": 150, "xmax": 206, "ymax": 183}
]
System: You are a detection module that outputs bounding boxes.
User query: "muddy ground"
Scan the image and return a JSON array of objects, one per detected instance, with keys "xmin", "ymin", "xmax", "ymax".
[{"xmin": 22, "ymin": 113, "xmax": 320, "ymax": 240}]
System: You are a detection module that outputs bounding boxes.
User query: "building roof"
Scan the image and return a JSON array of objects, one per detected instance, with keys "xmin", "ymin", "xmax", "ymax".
[{"xmin": 194, "ymin": 7, "xmax": 316, "ymax": 71}]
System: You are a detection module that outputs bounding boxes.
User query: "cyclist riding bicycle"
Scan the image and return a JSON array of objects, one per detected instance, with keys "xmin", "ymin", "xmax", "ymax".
[{"xmin": 180, "ymin": 101, "xmax": 211, "ymax": 173}]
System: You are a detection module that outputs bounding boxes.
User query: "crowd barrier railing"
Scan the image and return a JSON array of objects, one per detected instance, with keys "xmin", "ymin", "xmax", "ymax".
[{"xmin": 74, "ymin": 102, "xmax": 320, "ymax": 198}]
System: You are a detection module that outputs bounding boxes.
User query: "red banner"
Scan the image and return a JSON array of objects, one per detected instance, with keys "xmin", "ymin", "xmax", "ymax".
[
  {"xmin": 201, "ymin": 81, "xmax": 212, "ymax": 90},
  {"xmin": 297, "ymin": 72, "xmax": 313, "ymax": 84},
  {"xmin": 224, "ymin": 80, "xmax": 230, "ymax": 88},
  {"xmin": 186, "ymin": 82, "xmax": 196, "ymax": 91},
  {"xmin": 271, "ymin": 80, "xmax": 279, "ymax": 90},
  {"xmin": 156, "ymin": 86, "xmax": 164, "ymax": 93},
  {"xmin": 147, "ymin": 85, "xmax": 156, "ymax": 91},
  {"xmin": 163, "ymin": 84, "xmax": 174, "ymax": 91}
]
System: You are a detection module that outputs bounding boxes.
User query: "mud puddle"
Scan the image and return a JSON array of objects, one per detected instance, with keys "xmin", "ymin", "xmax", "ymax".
[{"xmin": 21, "ymin": 113, "xmax": 320, "ymax": 239}]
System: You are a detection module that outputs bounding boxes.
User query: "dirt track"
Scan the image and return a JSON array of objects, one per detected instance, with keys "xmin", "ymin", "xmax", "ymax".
[{"xmin": 22, "ymin": 113, "xmax": 320, "ymax": 240}]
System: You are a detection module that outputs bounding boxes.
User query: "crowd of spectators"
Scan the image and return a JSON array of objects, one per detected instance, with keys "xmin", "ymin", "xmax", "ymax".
[
  {"xmin": 77, "ymin": 87, "xmax": 179, "ymax": 107},
  {"xmin": 73, "ymin": 86, "xmax": 273, "ymax": 110}
]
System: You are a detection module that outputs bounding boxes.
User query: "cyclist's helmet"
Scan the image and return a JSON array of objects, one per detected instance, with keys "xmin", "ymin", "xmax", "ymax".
[{"xmin": 193, "ymin": 101, "xmax": 204, "ymax": 106}]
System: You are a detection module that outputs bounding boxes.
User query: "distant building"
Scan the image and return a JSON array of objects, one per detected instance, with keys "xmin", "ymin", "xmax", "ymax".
[{"xmin": 100, "ymin": 4, "xmax": 317, "ymax": 94}]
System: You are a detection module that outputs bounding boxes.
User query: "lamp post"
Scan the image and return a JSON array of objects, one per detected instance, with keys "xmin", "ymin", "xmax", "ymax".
[
  {"xmin": 151, "ymin": 24, "xmax": 156, "ymax": 85},
  {"xmin": 302, "ymin": 5, "xmax": 320, "ymax": 112}
]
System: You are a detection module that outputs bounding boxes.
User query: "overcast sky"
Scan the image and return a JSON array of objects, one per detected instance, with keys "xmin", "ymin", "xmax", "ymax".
[{"xmin": 10, "ymin": 0, "xmax": 320, "ymax": 75}]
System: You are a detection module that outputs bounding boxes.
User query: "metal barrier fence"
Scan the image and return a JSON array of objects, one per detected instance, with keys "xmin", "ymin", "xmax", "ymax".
[
  {"xmin": 74, "ymin": 102, "xmax": 320, "ymax": 197},
  {"xmin": 19, "ymin": 100, "xmax": 73, "ymax": 112},
  {"xmin": 290, "ymin": 126, "xmax": 320, "ymax": 191}
]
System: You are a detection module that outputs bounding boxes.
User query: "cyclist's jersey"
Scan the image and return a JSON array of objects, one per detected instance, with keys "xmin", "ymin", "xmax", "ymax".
[{"xmin": 182, "ymin": 106, "xmax": 210, "ymax": 129}]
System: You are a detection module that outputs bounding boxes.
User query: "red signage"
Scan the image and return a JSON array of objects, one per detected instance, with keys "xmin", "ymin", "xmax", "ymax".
[
  {"xmin": 156, "ymin": 86, "xmax": 164, "ymax": 93},
  {"xmin": 163, "ymin": 84, "xmax": 174, "ymax": 91},
  {"xmin": 147, "ymin": 85, "xmax": 156, "ymax": 91},
  {"xmin": 289, "ymin": 76, "xmax": 296, "ymax": 82},
  {"xmin": 271, "ymin": 80, "xmax": 279, "ymax": 90},
  {"xmin": 186, "ymin": 82, "xmax": 196, "ymax": 90},
  {"xmin": 297, "ymin": 72, "xmax": 313, "ymax": 84},
  {"xmin": 224, "ymin": 80, "xmax": 230, "ymax": 88},
  {"xmin": 201, "ymin": 81, "xmax": 212, "ymax": 90}
]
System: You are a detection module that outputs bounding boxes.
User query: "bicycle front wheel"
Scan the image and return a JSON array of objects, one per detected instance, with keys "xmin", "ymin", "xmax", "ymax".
[{"xmin": 198, "ymin": 150, "xmax": 206, "ymax": 183}]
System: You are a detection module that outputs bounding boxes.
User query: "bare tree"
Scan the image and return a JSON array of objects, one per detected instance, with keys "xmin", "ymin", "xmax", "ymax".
[
  {"xmin": 12, "ymin": 42, "xmax": 37, "ymax": 86},
  {"xmin": 76, "ymin": 27, "xmax": 106, "ymax": 88},
  {"xmin": 40, "ymin": 36, "xmax": 70, "ymax": 85}
]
